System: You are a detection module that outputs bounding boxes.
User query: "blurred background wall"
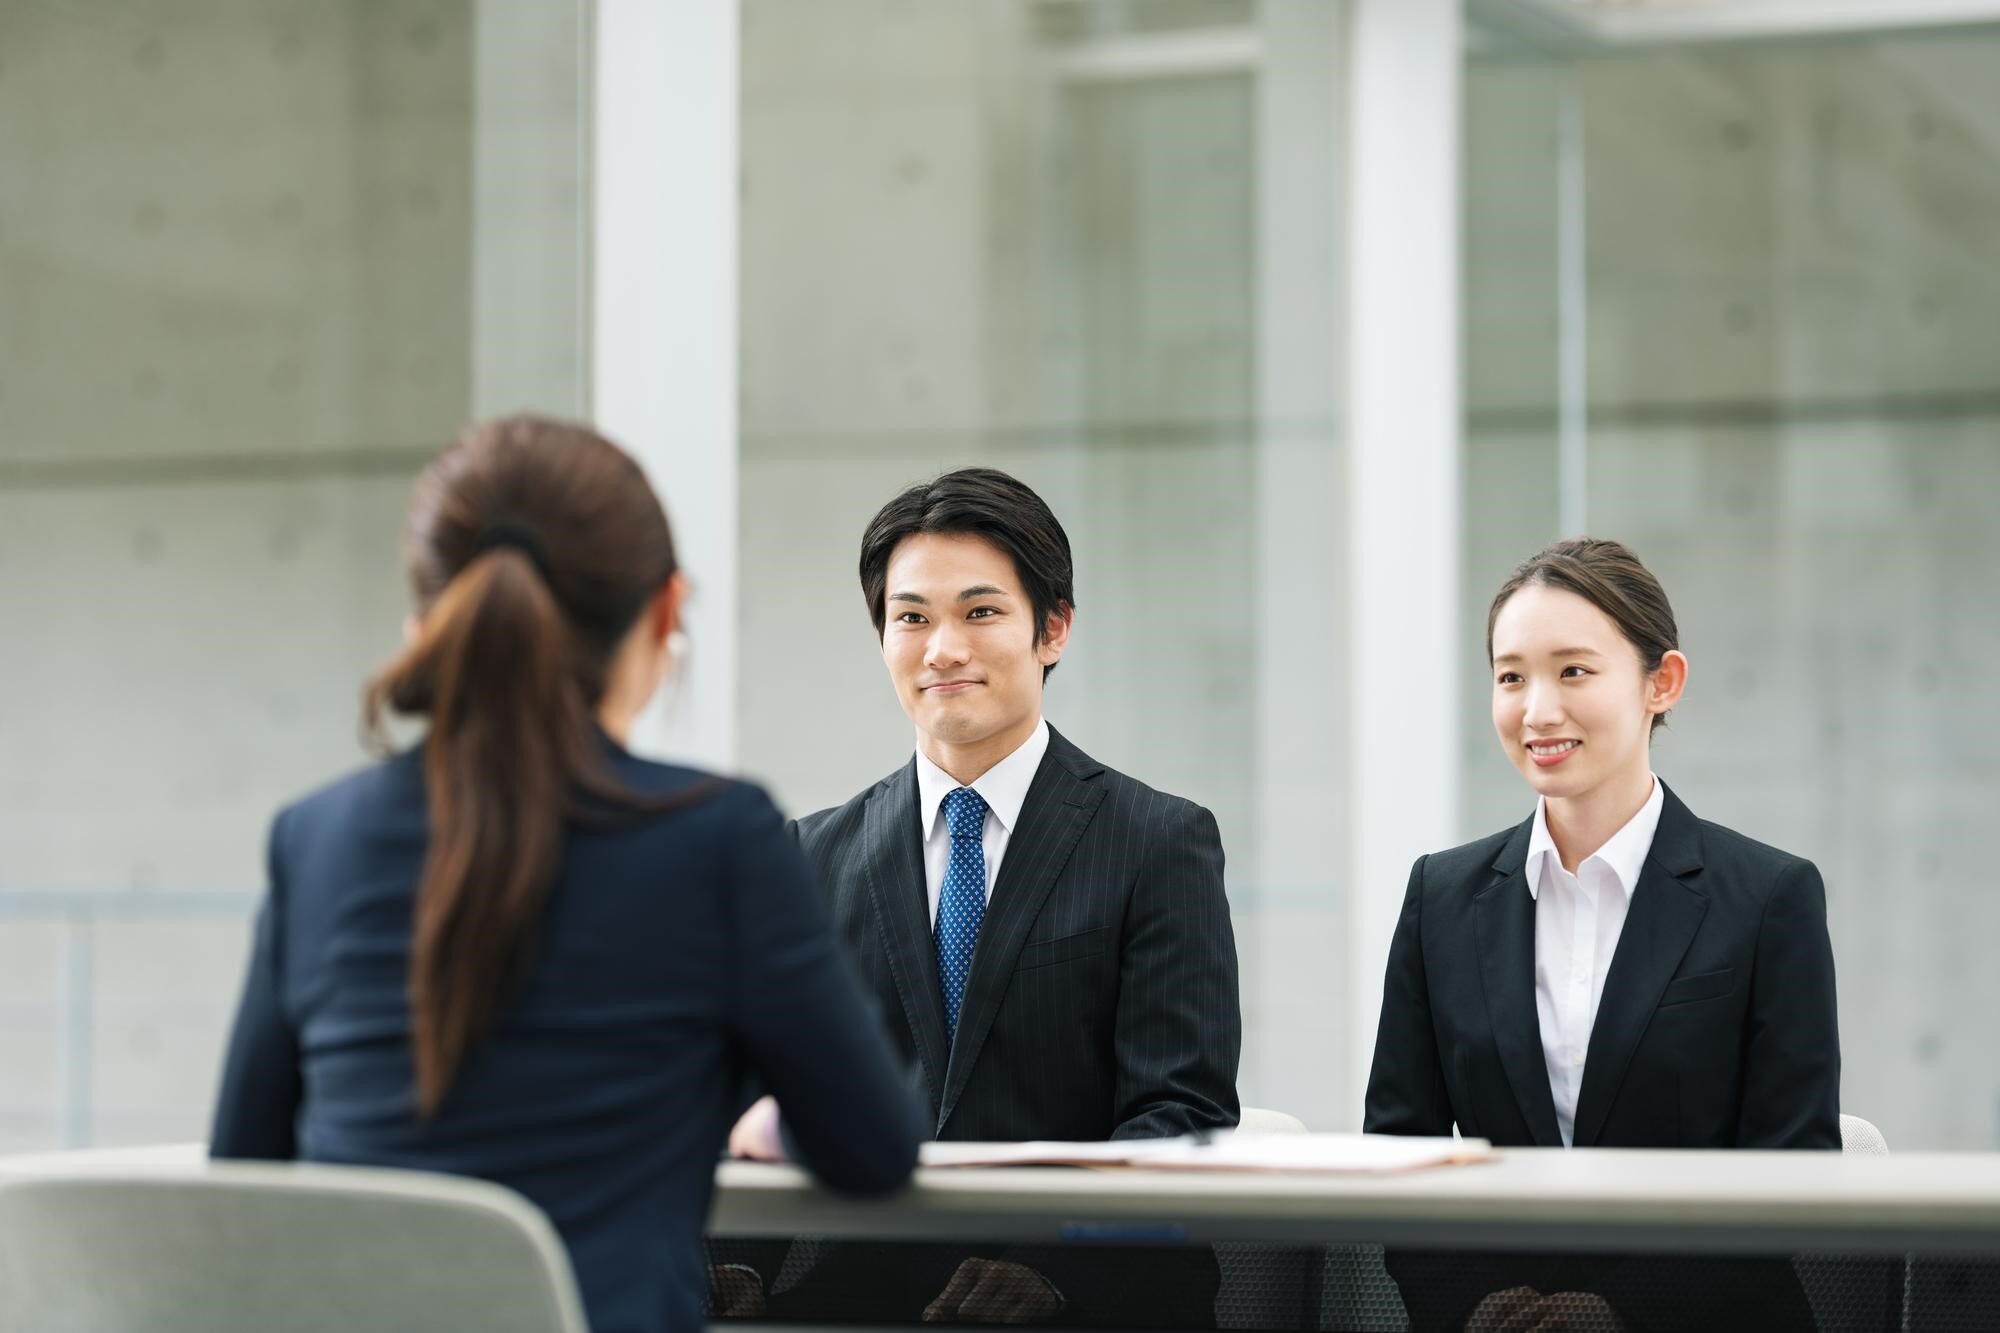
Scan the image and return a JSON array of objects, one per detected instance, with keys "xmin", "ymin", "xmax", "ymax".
[
  {"xmin": 2, "ymin": 0, "xmax": 1995, "ymax": 1151},
  {"xmin": 0, "ymin": 0, "xmax": 587, "ymax": 1149}
]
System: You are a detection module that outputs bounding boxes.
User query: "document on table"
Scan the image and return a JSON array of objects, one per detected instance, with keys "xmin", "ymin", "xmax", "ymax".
[
  {"xmin": 923, "ymin": 1140, "xmax": 1143, "ymax": 1168},
  {"xmin": 921, "ymin": 1132, "xmax": 1493, "ymax": 1173}
]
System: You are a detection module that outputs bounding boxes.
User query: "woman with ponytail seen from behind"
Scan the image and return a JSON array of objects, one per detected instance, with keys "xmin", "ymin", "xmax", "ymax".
[{"xmin": 212, "ymin": 416, "xmax": 924, "ymax": 1333}]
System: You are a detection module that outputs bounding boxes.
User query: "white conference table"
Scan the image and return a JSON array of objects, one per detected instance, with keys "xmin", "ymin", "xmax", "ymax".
[
  {"xmin": 710, "ymin": 1149, "xmax": 2000, "ymax": 1256},
  {"xmin": 8, "ymin": 1142, "xmax": 1999, "ymax": 1256}
]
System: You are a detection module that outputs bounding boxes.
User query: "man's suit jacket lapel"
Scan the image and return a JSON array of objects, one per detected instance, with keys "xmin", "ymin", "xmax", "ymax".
[
  {"xmin": 937, "ymin": 727, "xmax": 1106, "ymax": 1132},
  {"xmin": 1474, "ymin": 819, "xmax": 1564, "ymax": 1148},
  {"xmin": 1571, "ymin": 783, "xmax": 1708, "ymax": 1148},
  {"xmin": 861, "ymin": 762, "xmax": 952, "ymax": 1113}
]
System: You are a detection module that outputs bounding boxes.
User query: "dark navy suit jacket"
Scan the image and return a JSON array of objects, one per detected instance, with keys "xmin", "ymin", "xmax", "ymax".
[
  {"xmin": 1365, "ymin": 781, "xmax": 1840, "ymax": 1330},
  {"xmin": 776, "ymin": 725, "xmax": 1240, "ymax": 1325},
  {"xmin": 797, "ymin": 725, "xmax": 1242, "ymax": 1143},
  {"xmin": 211, "ymin": 745, "xmax": 925, "ymax": 1333}
]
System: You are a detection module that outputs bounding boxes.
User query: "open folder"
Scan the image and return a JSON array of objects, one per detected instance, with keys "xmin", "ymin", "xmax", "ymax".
[{"xmin": 920, "ymin": 1132, "xmax": 1493, "ymax": 1173}]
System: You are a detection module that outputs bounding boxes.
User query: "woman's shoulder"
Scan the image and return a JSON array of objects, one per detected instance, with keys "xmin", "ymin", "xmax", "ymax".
[
  {"xmin": 1651, "ymin": 781, "xmax": 1812, "ymax": 876},
  {"xmin": 1686, "ymin": 813, "xmax": 1818, "ymax": 891},
  {"xmin": 1418, "ymin": 820, "xmax": 1530, "ymax": 888},
  {"xmin": 601, "ymin": 750, "xmax": 774, "ymax": 815},
  {"xmin": 592, "ymin": 753, "xmax": 797, "ymax": 855},
  {"xmin": 273, "ymin": 751, "xmax": 424, "ymax": 833},
  {"xmin": 254, "ymin": 755, "xmax": 429, "ymax": 893},
  {"xmin": 273, "ymin": 751, "xmax": 781, "ymax": 843}
]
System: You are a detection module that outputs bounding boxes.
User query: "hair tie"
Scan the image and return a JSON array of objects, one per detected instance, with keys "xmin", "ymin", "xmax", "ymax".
[{"xmin": 473, "ymin": 520, "xmax": 550, "ymax": 578}]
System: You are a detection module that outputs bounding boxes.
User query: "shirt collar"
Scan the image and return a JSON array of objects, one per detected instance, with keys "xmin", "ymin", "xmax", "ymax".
[
  {"xmin": 915, "ymin": 719, "xmax": 1051, "ymax": 842},
  {"xmin": 1524, "ymin": 774, "xmax": 1664, "ymax": 902}
]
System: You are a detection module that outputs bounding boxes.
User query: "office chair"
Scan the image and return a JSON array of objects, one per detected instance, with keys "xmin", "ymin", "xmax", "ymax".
[
  {"xmin": 1839, "ymin": 1113, "xmax": 1888, "ymax": 1156},
  {"xmin": 1796, "ymin": 1112, "xmax": 1902, "ymax": 1332},
  {"xmin": 1236, "ymin": 1104, "xmax": 1310, "ymax": 1135},
  {"xmin": 0, "ymin": 1160, "xmax": 588, "ymax": 1333},
  {"xmin": 1216, "ymin": 1106, "xmax": 1321, "ymax": 1328}
]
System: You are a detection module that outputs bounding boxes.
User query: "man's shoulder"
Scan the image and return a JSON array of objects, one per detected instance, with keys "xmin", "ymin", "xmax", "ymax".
[
  {"xmin": 794, "ymin": 763, "xmax": 910, "ymax": 861},
  {"xmin": 793, "ymin": 791, "xmax": 863, "ymax": 846},
  {"xmin": 1046, "ymin": 729, "xmax": 1209, "ymax": 832},
  {"xmin": 1092, "ymin": 764, "xmax": 1210, "ymax": 832}
]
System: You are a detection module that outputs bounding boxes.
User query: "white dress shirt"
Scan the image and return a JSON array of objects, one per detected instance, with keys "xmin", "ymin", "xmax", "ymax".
[
  {"xmin": 914, "ymin": 720, "xmax": 1050, "ymax": 929},
  {"xmin": 1525, "ymin": 775, "xmax": 1664, "ymax": 1148}
]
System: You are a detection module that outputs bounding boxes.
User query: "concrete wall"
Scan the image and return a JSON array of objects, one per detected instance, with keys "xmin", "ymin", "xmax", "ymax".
[{"xmin": 0, "ymin": 0, "xmax": 585, "ymax": 1148}]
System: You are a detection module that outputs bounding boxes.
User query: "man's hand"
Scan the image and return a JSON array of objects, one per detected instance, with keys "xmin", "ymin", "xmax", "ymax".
[
  {"xmin": 1516, "ymin": 1291, "xmax": 1623, "ymax": 1332},
  {"xmin": 728, "ymin": 1095, "xmax": 786, "ymax": 1161},
  {"xmin": 923, "ymin": 1257, "xmax": 1063, "ymax": 1324},
  {"xmin": 1467, "ymin": 1286, "xmax": 1625, "ymax": 1333},
  {"xmin": 1466, "ymin": 1285, "xmax": 1545, "ymax": 1332}
]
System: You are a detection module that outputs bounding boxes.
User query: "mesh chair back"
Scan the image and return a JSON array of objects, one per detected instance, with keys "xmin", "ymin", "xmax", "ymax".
[
  {"xmin": 1795, "ymin": 1114, "xmax": 1898, "ymax": 1331},
  {"xmin": 1236, "ymin": 1105, "xmax": 1308, "ymax": 1135},
  {"xmin": 1838, "ymin": 1114, "xmax": 1888, "ymax": 1156}
]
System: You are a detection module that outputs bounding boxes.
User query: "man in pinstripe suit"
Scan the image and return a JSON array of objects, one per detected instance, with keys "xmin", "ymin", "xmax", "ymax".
[{"xmin": 745, "ymin": 468, "xmax": 1241, "ymax": 1325}]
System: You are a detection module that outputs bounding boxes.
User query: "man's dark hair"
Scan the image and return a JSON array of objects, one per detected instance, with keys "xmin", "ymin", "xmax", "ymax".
[{"xmin": 859, "ymin": 467, "xmax": 1075, "ymax": 680}]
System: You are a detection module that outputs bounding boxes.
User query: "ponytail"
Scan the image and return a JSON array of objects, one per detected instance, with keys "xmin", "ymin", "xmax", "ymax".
[
  {"xmin": 365, "ymin": 546, "xmax": 596, "ymax": 1117},
  {"xmin": 368, "ymin": 416, "xmax": 710, "ymax": 1118}
]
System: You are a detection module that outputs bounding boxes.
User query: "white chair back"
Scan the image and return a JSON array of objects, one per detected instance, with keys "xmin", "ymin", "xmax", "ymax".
[
  {"xmin": 1236, "ymin": 1105, "xmax": 1308, "ymax": 1135},
  {"xmin": 1839, "ymin": 1113, "xmax": 1888, "ymax": 1156},
  {"xmin": 0, "ymin": 1159, "xmax": 589, "ymax": 1333}
]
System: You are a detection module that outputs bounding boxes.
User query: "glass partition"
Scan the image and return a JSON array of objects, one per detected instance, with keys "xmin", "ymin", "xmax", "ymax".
[{"xmin": 1464, "ymin": 24, "xmax": 2000, "ymax": 1149}]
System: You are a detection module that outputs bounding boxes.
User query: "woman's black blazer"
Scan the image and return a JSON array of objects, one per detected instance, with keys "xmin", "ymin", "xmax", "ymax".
[
  {"xmin": 1365, "ymin": 780, "xmax": 1839, "ymax": 1150},
  {"xmin": 211, "ymin": 744, "xmax": 926, "ymax": 1333},
  {"xmin": 1363, "ymin": 782, "xmax": 1841, "ymax": 1332}
]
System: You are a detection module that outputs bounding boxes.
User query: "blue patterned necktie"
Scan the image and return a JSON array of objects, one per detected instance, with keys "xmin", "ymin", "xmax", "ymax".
[{"xmin": 936, "ymin": 786, "xmax": 989, "ymax": 1042}]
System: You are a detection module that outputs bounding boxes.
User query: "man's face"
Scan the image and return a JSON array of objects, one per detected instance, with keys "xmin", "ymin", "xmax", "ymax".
[{"xmin": 880, "ymin": 532, "xmax": 1068, "ymax": 764}]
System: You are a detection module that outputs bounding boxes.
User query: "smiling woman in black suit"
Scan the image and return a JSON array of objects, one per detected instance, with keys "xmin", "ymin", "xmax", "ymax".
[
  {"xmin": 210, "ymin": 417, "xmax": 924, "ymax": 1333},
  {"xmin": 1365, "ymin": 537, "xmax": 1839, "ymax": 1332}
]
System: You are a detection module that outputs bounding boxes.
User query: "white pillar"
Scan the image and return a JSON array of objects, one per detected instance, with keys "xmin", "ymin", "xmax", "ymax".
[
  {"xmin": 1344, "ymin": 0, "xmax": 1462, "ymax": 1109},
  {"xmin": 592, "ymin": 0, "xmax": 740, "ymax": 770},
  {"xmin": 1556, "ymin": 77, "xmax": 1589, "ymax": 537},
  {"xmin": 1250, "ymin": 0, "xmax": 1348, "ymax": 1127}
]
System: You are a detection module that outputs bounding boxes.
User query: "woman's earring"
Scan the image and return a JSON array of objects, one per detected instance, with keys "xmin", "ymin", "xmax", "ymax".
[{"xmin": 666, "ymin": 629, "xmax": 691, "ymax": 664}]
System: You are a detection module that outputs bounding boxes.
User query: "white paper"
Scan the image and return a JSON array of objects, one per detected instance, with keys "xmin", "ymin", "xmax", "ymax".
[
  {"xmin": 920, "ymin": 1132, "xmax": 1492, "ymax": 1173},
  {"xmin": 1126, "ymin": 1132, "xmax": 1490, "ymax": 1173},
  {"xmin": 920, "ymin": 1140, "xmax": 1143, "ymax": 1168}
]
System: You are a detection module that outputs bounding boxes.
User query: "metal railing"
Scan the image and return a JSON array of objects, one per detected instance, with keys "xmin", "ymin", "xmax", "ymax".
[{"xmin": 0, "ymin": 890, "xmax": 256, "ymax": 1149}]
